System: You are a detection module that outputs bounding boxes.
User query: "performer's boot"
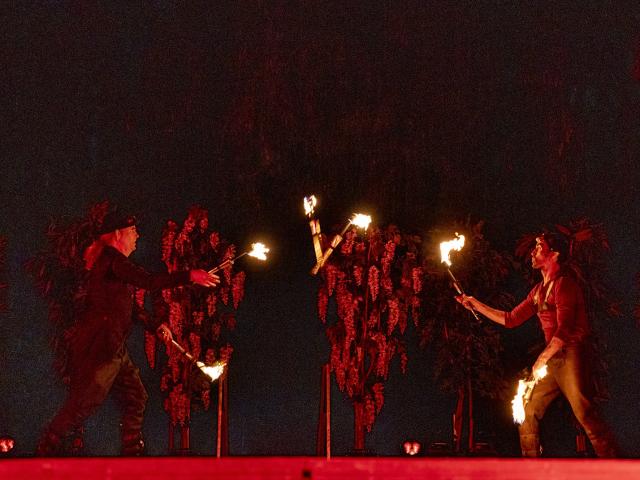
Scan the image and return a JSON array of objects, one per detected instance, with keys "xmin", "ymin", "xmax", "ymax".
[
  {"xmin": 519, "ymin": 433, "xmax": 541, "ymax": 457},
  {"xmin": 35, "ymin": 430, "xmax": 63, "ymax": 456},
  {"xmin": 68, "ymin": 427, "xmax": 84, "ymax": 456},
  {"xmin": 587, "ymin": 429, "xmax": 619, "ymax": 458},
  {"xmin": 121, "ymin": 431, "xmax": 145, "ymax": 456}
]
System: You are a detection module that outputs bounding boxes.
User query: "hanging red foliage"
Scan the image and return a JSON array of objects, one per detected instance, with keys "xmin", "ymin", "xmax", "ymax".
[
  {"xmin": 26, "ymin": 201, "xmax": 111, "ymax": 382},
  {"xmin": 317, "ymin": 223, "xmax": 424, "ymax": 438},
  {"xmin": 150, "ymin": 206, "xmax": 246, "ymax": 426}
]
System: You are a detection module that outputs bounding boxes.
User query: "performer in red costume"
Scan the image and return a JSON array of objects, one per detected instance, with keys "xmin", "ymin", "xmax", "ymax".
[
  {"xmin": 36, "ymin": 209, "xmax": 219, "ymax": 455},
  {"xmin": 457, "ymin": 232, "xmax": 617, "ymax": 457}
]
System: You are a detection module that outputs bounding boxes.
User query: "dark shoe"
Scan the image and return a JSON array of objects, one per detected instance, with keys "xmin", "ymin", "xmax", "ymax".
[
  {"xmin": 68, "ymin": 428, "xmax": 84, "ymax": 456},
  {"xmin": 590, "ymin": 432, "xmax": 619, "ymax": 458}
]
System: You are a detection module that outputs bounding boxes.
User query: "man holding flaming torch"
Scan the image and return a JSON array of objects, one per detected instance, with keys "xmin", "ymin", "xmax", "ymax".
[
  {"xmin": 36, "ymin": 208, "xmax": 220, "ymax": 456},
  {"xmin": 457, "ymin": 232, "xmax": 617, "ymax": 457}
]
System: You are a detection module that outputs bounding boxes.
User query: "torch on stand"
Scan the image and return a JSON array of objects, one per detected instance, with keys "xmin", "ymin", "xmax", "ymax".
[
  {"xmin": 304, "ymin": 196, "xmax": 324, "ymax": 264},
  {"xmin": 170, "ymin": 339, "xmax": 226, "ymax": 382},
  {"xmin": 440, "ymin": 233, "xmax": 480, "ymax": 321},
  {"xmin": 169, "ymin": 338, "xmax": 228, "ymax": 456},
  {"xmin": 310, "ymin": 213, "xmax": 372, "ymax": 275}
]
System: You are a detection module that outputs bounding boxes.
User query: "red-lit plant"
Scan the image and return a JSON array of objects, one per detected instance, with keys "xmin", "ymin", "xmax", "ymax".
[
  {"xmin": 149, "ymin": 205, "xmax": 245, "ymax": 451},
  {"xmin": 317, "ymin": 223, "xmax": 423, "ymax": 452},
  {"xmin": 417, "ymin": 220, "xmax": 512, "ymax": 453},
  {"xmin": 27, "ymin": 201, "xmax": 110, "ymax": 381},
  {"xmin": 27, "ymin": 200, "xmax": 111, "ymax": 453}
]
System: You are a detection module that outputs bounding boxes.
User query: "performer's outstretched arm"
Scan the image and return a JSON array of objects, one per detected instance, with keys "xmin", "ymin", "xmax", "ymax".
[
  {"xmin": 457, "ymin": 291, "xmax": 537, "ymax": 329},
  {"xmin": 456, "ymin": 295, "xmax": 507, "ymax": 325}
]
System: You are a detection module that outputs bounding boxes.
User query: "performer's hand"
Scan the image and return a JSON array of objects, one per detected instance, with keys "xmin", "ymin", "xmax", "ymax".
[
  {"xmin": 456, "ymin": 294, "xmax": 476, "ymax": 311},
  {"xmin": 531, "ymin": 356, "xmax": 547, "ymax": 381},
  {"xmin": 190, "ymin": 269, "xmax": 220, "ymax": 288},
  {"xmin": 157, "ymin": 323, "xmax": 173, "ymax": 347}
]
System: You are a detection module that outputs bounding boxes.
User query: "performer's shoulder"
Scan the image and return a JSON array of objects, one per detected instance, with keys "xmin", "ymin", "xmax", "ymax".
[
  {"xmin": 555, "ymin": 272, "xmax": 581, "ymax": 294},
  {"xmin": 103, "ymin": 245, "xmax": 125, "ymax": 259},
  {"xmin": 98, "ymin": 245, "xmax": 127, "ymax": 268}
]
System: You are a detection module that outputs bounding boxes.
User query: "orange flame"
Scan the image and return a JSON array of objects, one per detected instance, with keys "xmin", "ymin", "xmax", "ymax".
[
  {"xmin": 440, "ymin": 233, "xmax": 465, "ymax": 266},
  {"xmin": 303, "ymin": 196, "xmax": 317, "ymax": 217},
  {"xmin": 512, "ymin": 365, "xmax": 548, "ymax": 424},
  {"xmin": 248, "ymin": 242, "xmax": 269, "ymax": 261},
  {"xmin": 350, "ymin": 213, "xmax": 372, "ymax": 231},
  {"xmin": 197, "ymin": 360, "xmax": 225, "ymax": 382}
]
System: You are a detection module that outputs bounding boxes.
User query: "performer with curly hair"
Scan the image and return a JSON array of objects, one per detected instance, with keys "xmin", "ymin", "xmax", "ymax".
[
  {"xmin": 36, "ymin": 208, "xmax": 219, "ymax": 456},
  {"xmin": 457, "ymin": 232, "xmax": 618, "ymax": 457}
]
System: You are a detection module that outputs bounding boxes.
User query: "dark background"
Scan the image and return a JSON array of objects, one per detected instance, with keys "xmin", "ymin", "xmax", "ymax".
[{"xmin": 2, "ymin": 1, "xmax": 640, "ymax": 456}]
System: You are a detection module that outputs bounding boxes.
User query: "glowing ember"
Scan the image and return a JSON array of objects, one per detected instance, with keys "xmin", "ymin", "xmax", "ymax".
[
  {"xmin": 350, "ymin": 213, "xmax": 372, "ymax": 231},
  {"xmin": 0, "ymin": 437, "xmax": 15, "ymax": 453},
  {"xmin": 512, "ymin": 366, "xmax": 548, "ymax": 424},
  {"xmin": 197, "ymin": 360, "xmax": 226, "ymax": 382},
  {"xmin": 403, "ymin": 440, "xmax": 421, "ymax": 456},
  {"xmin": 303, "ymin": 195, "xmax": 317, "ymax": 217},
  {"xmin": 248, "ymin": 242, "xmax": 269, "ymax": 260},
  {"xmin": 440, "ymin": 233, "xmax": 465, "ymax": 266}
]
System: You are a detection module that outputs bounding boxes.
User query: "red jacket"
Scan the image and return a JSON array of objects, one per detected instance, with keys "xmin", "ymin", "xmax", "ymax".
[{"xmin": 67, "ymin": 246, "xmax": 190, "ymax": 377}]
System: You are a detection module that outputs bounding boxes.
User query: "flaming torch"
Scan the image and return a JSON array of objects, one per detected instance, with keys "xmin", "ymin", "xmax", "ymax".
[
  {"xmin": 170, "ymin": 339, "xmax": 226, "ymax": 382},
  {"xmin": 304, "ymin": 195, "xmax": 324, "ymax": 263},
  {"xmin": 310, "ymin": 213, "xmax": 372, "ymax": 275},
  {"xmin": 512, "ymin": 366, "xmax": 548, "ymax": 424},
  {"xmin": 440, "ymin": 233, "xmax": 480, "ymax": 321},
  {"xmin": 208, "ymin": 242, "xmax": 270, "ymax": 274}
]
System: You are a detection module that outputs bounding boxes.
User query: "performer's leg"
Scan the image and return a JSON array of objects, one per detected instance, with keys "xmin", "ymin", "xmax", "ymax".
[
  {"xmin": 556, "ymin": 346, "xmax": 618, "ymax": 457},
  {"xmin": 111, "ymin": 350, "xmax": 149, "ymax": 456},
  {"xmin": 518, "ymin": 370, "xmax": 561, "ymax": 457},
  {"xmin": 36, "ymin": 357, "xmax": 122, "ymax": 455}
]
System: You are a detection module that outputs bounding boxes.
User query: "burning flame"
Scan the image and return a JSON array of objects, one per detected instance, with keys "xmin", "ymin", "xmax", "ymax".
[
  {"xmin": 512, "ymin": 379, "xmax": 529, "ymax": 424},
  {"xmin": 303, "ymin": 195, "xmax": 317, "ymax": 217},
  {"xmin": 350, "ymin": 213, "xmax": 372, "ymax": 231},
  {"xmin": 512, "ymin": 365, "xmax": 548, "ymax": 424},
  {"xmin": 248, "ymin": 242, "xmax": 270, "ymax": 260},
  {"xmin": 197, "ymin": 360, "xmax": 226, "ymax": 382},
  {"xmin": 440, "ymin": 233, "xmax": 465, "ymax": 266}
]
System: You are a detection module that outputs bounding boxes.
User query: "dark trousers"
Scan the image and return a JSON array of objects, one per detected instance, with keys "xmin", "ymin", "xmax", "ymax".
[
  {"xmin": 518, "ymin": 345, "xmax": 617, "ymax": 457},
  {"xmin": 45, "ymin": 347, "xmax": 148, "ymax": 452}
]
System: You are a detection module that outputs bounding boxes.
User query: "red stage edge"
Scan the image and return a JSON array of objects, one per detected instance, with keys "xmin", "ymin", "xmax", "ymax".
[{"xmin": 2, "ymin": 457, "xmax": 640, "ymax": 480}]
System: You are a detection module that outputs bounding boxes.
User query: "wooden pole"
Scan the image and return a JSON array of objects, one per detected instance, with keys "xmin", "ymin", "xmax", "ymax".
[
  {"xmin": 222, "ymin": 373, "xmax": 229, "ymax": 455},
  {"xmin": 216, "ymin": 375, "xmax": 224, "ymax": 458},
  {"xmin": 468, "ymin": 378, "xmax": 475, "ymax": 453},
  {"xmin": 316, "ymin": 363, "xmax": 331, "ymax": 458},
  {"xmin": 181, "ymin": 425, "xmax": 189, "ymax": 451},
  {"xmin": 325, "ymin": 364, "xmax": 331, "ymax": 460},
  {"xmin": 453, "ymin": 386, "xmax": 464, "ymax": 453},
  {"xmin": 354, "ymin": 400, "xmax": 365, "ymax": 452}
]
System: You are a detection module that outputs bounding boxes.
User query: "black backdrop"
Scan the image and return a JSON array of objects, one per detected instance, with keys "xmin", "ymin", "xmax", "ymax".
[{"xmin": 2, "ymin": 1, "xmax": 640, "ymax": 456}]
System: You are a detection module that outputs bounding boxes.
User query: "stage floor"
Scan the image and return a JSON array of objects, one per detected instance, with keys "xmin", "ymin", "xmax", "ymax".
[{"xmin": 2, "ymin": 456, "xmax": 640, "ymax": 480}]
